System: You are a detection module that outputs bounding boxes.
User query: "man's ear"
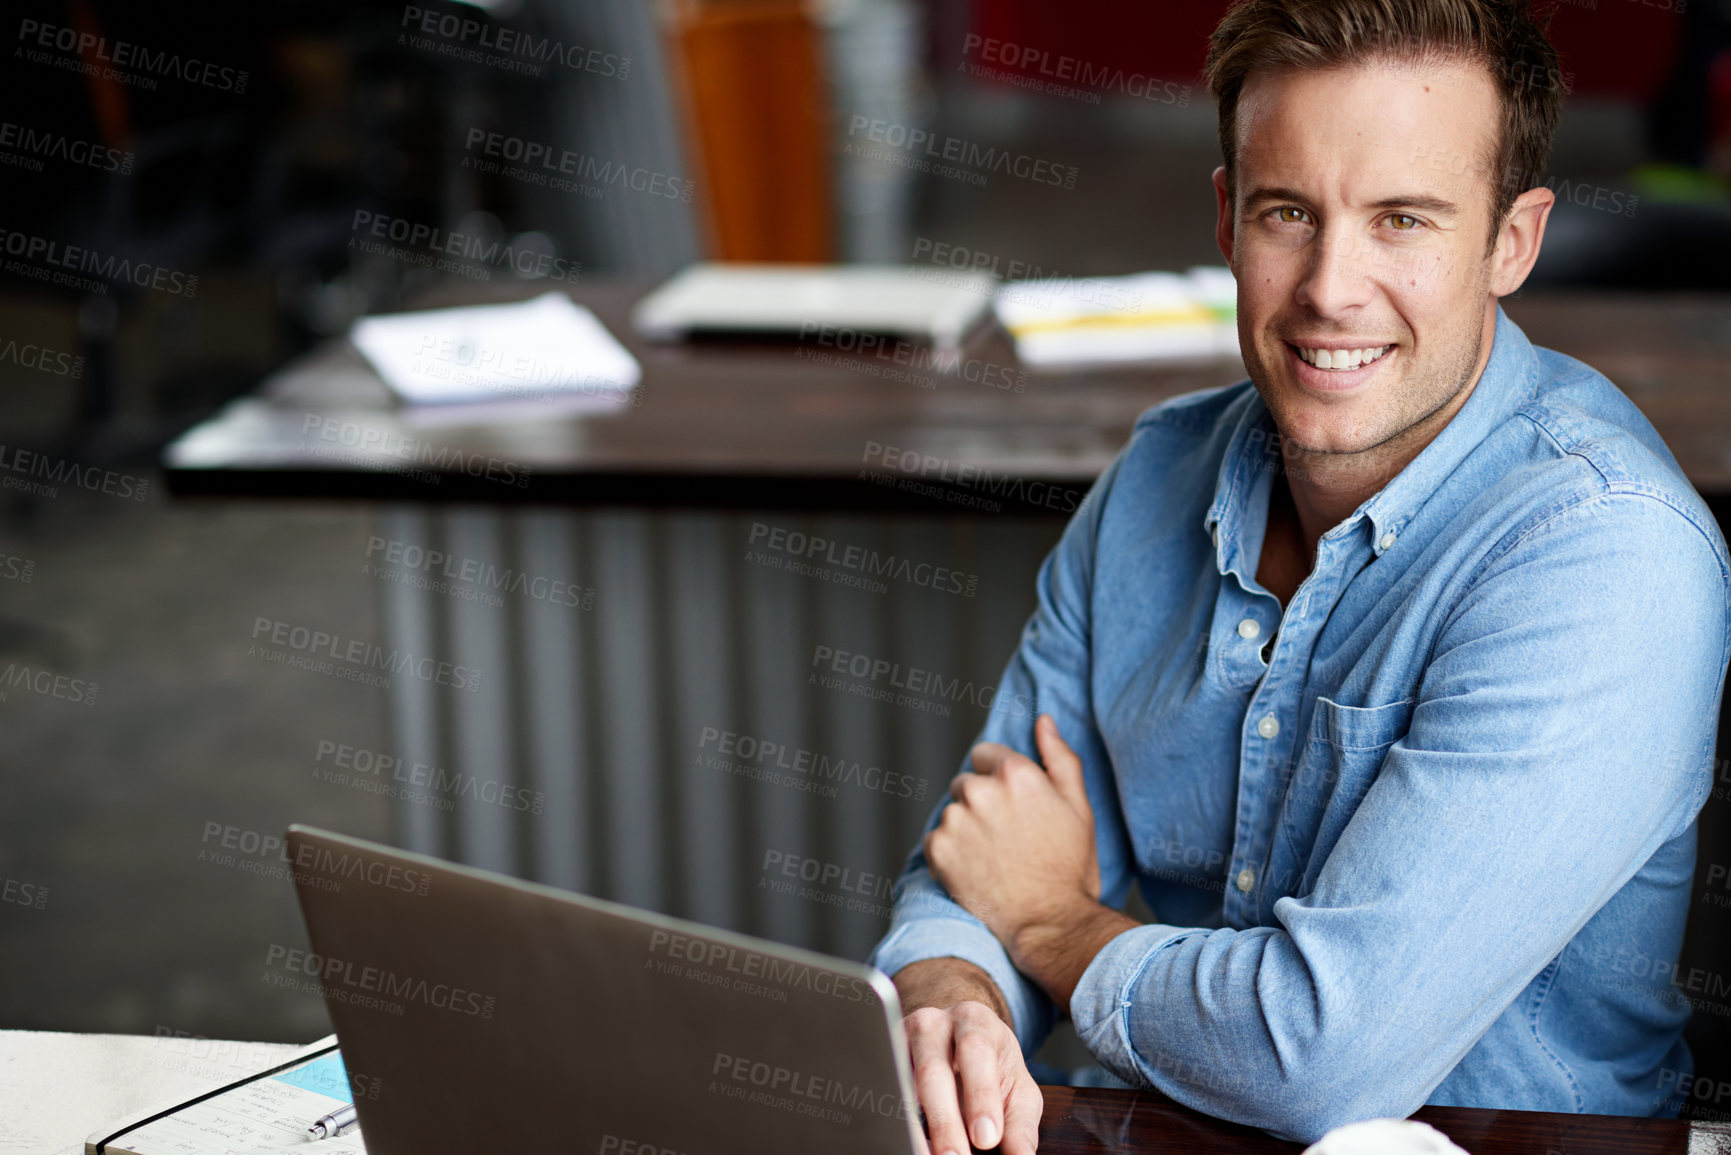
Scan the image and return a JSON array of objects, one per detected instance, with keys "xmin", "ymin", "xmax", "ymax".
[
  {"xmin": 1212, "ymin": 166, "xmax": 1235, "ymax": 267},
  {"xmin": 1490, "ymin": 186, "xmax": 1554, "ymax": 298}
]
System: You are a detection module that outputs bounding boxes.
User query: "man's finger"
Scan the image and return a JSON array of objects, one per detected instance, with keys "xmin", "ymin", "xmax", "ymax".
[
  {"xmin": 953, "ymin": 1012, "xmax": 1008, "ymax": 1150},
  {"xmin": 921, "ymin": 829, "xmax": 962, "ymax": 896},
  {"xmin": 1002, "ymin": 1071, "xmax": 1044, "ymax": 1155},
  {"xmin": 907, "ymin": 1012, "xmax": 971, "ymax": 1155},
  {"xmin": 1034, "ymin": 714, "xmax": 1090, "ymax": 812},
  {"xmin": 948, "ymin": 770, "xmax": 981, "ymax": 804},
  {"xmin": 968, "ymin": 741, "xmax": 1017, "ymax": 776}
]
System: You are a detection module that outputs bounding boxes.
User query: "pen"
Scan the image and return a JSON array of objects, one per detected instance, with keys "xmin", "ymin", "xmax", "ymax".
[{"xmin": 306, "ymin": 1102, "xmax": 359, "ymax": 1140}]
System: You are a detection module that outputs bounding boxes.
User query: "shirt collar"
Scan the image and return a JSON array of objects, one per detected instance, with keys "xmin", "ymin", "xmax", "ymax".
[{"xmin": 1205, "ymin": 303, "xmax": 1539, "ymax": 566}]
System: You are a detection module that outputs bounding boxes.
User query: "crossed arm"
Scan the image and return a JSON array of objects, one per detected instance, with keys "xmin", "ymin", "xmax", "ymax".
[{"xmin": 922, "ymin": 714, "xmax": 1137, "ymax": 1015}]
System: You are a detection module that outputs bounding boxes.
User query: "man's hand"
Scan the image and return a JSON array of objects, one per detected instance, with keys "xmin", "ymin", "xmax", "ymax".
[
  {"xmin": 925, "ymin": 715, "xmax": 1138, "ymax": 1011},
  {"xmin": 926, "ymin": 714, "xmax": 1101, "ymax": 940},
  {"xmin": 894, "ymin": 958, "xmax": 1042, "ymax": 1155}
]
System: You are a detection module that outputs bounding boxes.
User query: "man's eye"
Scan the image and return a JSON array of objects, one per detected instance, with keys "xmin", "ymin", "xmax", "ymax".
[
  {"xmin": 1274, "ymin": 207, "xmax": 1308, "ymax": 224},
  {"xmin": 1387, "ymin": 213, "xmax": 1421, "ymax": 230}
]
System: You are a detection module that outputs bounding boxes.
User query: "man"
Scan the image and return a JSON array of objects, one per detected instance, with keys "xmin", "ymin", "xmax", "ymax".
[{"xmin": 868, "ymin": 0, "xmax": 1731, "ymax": 1150}]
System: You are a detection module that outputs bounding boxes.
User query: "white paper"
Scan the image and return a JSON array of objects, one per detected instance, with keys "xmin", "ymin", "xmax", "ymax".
[
  {"xmin": 350, "ymin": 292, "xmax": 641, "ymax": 407},
  {"xmin": 97, "ymin": 1050, "xmax": 368, "ymax": 1155}
]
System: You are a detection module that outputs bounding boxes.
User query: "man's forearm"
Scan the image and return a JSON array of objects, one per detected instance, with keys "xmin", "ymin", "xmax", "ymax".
[
  {"xmin": 892, "ymin": 957, "xmax": 1012, "ymax": 1026},
  {"xmin": 1009, "ymin": 903, "xmax": 1140, "ymax": 1016}
]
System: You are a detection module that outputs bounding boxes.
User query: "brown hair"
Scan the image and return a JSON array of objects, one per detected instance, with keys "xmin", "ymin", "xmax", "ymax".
[{"xmin": 1204, "ymin": 0, "xmax": 1567, "ymax": 250}]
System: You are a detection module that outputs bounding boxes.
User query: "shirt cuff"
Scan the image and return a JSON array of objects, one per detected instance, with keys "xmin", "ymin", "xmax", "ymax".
[
  {"xmin": 1068, "ymin": 922, "xmax": 1202, "ymax": 1084},
  {"xmin": 869, "ymin": 916, "xmax": 1055, "ymax": 1055}
]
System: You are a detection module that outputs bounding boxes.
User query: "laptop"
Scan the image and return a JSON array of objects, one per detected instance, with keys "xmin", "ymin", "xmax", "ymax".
[{"xmin": 285, "ymin": 825, "xmax": 922, "ymax": 1155}]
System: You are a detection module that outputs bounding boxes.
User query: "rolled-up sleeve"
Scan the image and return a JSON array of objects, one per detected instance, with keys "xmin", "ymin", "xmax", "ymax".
[
  {"xmin": 869, "ymin": 452, "xmax": 1139, "ymax": 1056},
  {"xmin": 1066, "ymin": 491, "xmax": 1729, "ymax": 1143}
]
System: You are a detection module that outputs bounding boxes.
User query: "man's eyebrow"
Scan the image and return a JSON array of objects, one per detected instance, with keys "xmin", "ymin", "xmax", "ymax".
[
  {"xmin": 1240, "ymin": 187, "xmax": 1463, "ymax": 216},
  {"xmin": 1240, "ymin": 186, "xmax": 1310, "ymax": 209},
  {"xmin": 1364, "ymin": 193, "xmax": 1462, "ymax": 215}
]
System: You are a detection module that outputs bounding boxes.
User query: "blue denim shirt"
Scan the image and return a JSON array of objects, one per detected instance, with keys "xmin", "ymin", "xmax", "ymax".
[{"xmin": 868, "ymin": 305, "xmax": 1731, "ymax": 1143}]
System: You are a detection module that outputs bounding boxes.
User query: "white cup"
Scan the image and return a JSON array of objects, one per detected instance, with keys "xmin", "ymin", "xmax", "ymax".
[{"xmin": 1302, "ymin": 1118, "xmax": 1470, "ymax": 1155}]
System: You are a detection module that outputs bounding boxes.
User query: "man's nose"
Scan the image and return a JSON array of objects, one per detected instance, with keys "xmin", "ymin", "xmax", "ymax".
[{"xmin": 1294, "ymin": 228, "xmax": 1379, "ymax": 316}]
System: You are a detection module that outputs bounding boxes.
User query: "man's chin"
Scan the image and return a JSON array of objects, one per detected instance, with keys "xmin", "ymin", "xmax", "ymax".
[{"xmin": 1263, "ymin": 394, "xmax": 1375, "ymax": 455}]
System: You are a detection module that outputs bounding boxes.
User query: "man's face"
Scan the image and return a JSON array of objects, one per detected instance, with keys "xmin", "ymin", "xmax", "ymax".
[{"xmin": 1219, "ymin": 57, "xmax": 1503, "ymax": 468}]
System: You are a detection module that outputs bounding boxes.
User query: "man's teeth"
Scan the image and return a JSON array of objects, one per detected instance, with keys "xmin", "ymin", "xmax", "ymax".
[{"xmin": 1295, "ymin": 344, "xmax": 1391, "ymax": 370}]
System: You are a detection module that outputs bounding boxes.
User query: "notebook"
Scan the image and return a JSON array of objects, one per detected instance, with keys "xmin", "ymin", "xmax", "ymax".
[
  {"xmin": 993, "ymin": 266, "xmax": 1240, "ymax": 367},
  {"xmin": 349, "ymin": 291, "xmax": 641, "ymax": 409},
  {"xmin": 86, "ymin": 1035, "xmax": 368, "ymax": 1155}
]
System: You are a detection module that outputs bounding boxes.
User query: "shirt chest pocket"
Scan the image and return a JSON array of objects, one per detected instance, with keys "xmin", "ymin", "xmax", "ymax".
[{"xmin": 1277, "ymin": 696, "xmax": 1415, "ymax": 888}]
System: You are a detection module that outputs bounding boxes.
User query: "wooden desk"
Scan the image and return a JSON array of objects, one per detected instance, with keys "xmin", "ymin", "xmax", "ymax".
[
  {"xmin": 163, "ymin": 282, "xmax": 1731, "ymax": 512},
  {"xmin": 14, "ymin": 1030, "xmax": 1727, "ymax": 1155},
  {"xmin": 1041, "ymin": 1085, "xmax": 1731, "ymax": 1153}
]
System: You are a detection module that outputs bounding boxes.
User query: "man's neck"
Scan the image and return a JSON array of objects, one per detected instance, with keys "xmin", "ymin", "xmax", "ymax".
[{"xmin": 1283, "ymin": 455, "xmax": 1396, "ymax": 555}]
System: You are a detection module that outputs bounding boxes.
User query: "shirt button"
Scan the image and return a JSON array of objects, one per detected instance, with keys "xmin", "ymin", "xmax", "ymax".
[
  {"xmin": 1237, "ymin": 618, "xmax": 1261, "ymax": 640},
  {"xmin": 1236, "ymin": 868, "xmax": 1256, "ymax": 893},
  {"xmin": 1256, "ymin": 715, "xmax": 1280, "ymax": 739},
  {"xmin": 1379, "ymin": 531, "xmax": 1397, "ymax": 550}
]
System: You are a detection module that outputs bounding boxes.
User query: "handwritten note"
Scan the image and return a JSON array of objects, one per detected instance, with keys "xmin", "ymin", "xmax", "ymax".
[{"xmin": 102, "ymin": 1051, "xmax": 367, "ymax": 1155}]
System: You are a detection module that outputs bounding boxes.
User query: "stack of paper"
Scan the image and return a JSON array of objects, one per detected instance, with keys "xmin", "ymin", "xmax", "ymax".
[
  {"xmin": 350, "ymin": 292, "xmax": 641, "ymax": 410},
  {"xmin": 994, "ymin": 267, "xmax": 1239, "ymax": 368}
]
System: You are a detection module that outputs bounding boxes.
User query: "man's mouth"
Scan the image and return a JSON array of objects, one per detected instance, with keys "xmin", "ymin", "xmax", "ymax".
[{"xmin": 1287, "ymin": 343, "xmax": 1393, "ymax": 371}]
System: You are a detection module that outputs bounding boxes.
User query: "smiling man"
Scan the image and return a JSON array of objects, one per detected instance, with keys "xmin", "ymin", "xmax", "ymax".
[{"xmin": 868, "ymin": 0, "xmax": 1731, "ymax": 1150}]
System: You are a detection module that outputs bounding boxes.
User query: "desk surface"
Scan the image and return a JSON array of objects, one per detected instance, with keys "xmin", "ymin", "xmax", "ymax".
[
  {"xmin": 1040, "ymin": 1085, "xmax": 1731, "ymax": 1153},
  {"xmin": 162, "ymin": 282, "xmax": 1731, "ymax": 512},
  {"xmin": 8, "ymin": 1029, "xmax": 1729, "ymax": 1154}
]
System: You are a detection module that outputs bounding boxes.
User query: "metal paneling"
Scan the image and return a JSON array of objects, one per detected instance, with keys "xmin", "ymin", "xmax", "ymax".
[{"xmin": 378, "ymin": 506, "xmax": 1060, "ymax": 958}]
